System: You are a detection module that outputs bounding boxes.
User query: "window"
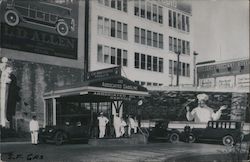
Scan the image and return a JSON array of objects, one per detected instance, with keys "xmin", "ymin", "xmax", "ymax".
[
  {"xmin": 104, "ymin": 18, "xmax": 110, "ymax": 35},
  {"xmin": 169, "ymin": 60, "xmax": 173, "ymax": 74},
  {"xmin": 98, "ymin": 16, "xmax": 103, "ymax": 34},
  {"xmin": 117, "ymin": 0, "xmax": 122, "ymax": 10},
  {"xmin": 141, "ymin": 81, "xmax": 145, "ymax": 86},
  {"xmin": 105, "ymin": 0, "xmax": 109, "ymax": 6},
  {"xmin": 123, "ymin": 24, "xmax": 128, "ymax": 40},
  {"xmin": 159, "ymin": 34, "xmax": 163, "ymax": 49},
  {"xmin": 186, "ymin": 16, "xmax": 190, "ymax": 32},
  {"xmin": 111, "ymin": 47, "xmax": 116, "ymax": 64},
  {"xmin": 169, "ymin": 37, "xmax": 173, "ymax": 51},
  {"xmin": 135, "ymin": 80, "xmax": 139, "ymax": 84},
  {"xmin": 159, "ymin": 58, "xmax": 163, "ymax": 72},
  {"xmin": 123, "ymin": 0, "xmax": 127, "ymax": 12},
  {"xmin": 153, "ymin": 57, "xmax": 158, "ymax": 71},
  {"xmin": 147, "ymin": 30, "xmax": 152, "ymax": 46},
  {"xmin": 173, "ymin": 12, "xmax": 176, "ymax": 28},
  {"xmin": 117, "ymin": 22, "xmax": 122, "ymax": 39},
  {"xmin": 147, "ymin": 82, "xmax": 152, "ymax": 86},
  {"xmin": 135, "ymin": 53, "xmax": 140, "ymax": 68},
  {"xmin": 178, "ymin": 39, "xmax": 181, "ymax": 53},
  {"xmin": 177, "ymin": 13, "xmax": 181, "ymax": 29},
  {"xmin": 182, "ymin": 15, "xmax": 185, "ymax": 31},
  {"xmin": 111, "ymin": 0, "xmax": 116, "ymax": 8},
  {"xmin": 111, "ymin": 20, "xmax": 116, "ymax": 37},
  {"xmin": 153, "ymin": 83, "xmax": 158, "ymax": 86},
  {"xmin": 117, "ymin": 49, "xmax": 122, "ymax": 65},
  {"xmin": 173, "ymin": 38, "xmax": 177, "ymax": 52},
  {"xmin": 135, "ymin": 27, "xmax": 140, "ymax": 43},
  {"xmin": 182, "ymin": 40, "xmax": 186, "ymax": 54},
  {"xmin": 182, "ymin": 63, "xmax": 186, "ymax": 76},
  {"xmin": 168, "ymin": 10, "xmax": 172, "ymax": 27},
  {"xmin": 153, "ymin": 4, "xmax": 157, "ymax": 22},
  {"xmin": 141, "ymin": 29, "xmax": 146, "ymax": 44},
  {"xmin": 141, "ymin": 54, "xmax": 146, "ymax": 69},
  {"xmin": 174, "ymin": 61, "xmax": 177, "ymax": 74},
  {"xmin": 187, "ymin": 63, "xmax": 190, "ymax": 76},
  {"xmin": 147, "ymin": 55, "xmax": 152, "ymax": 70},
  {"xmin": 147, "ymin": 2, "xmax": 151, "ymax": 20},
  {"xmin": 158, "ymin": 6, "xmax": 163, "ymax": 24},
  {"xmin": 153, "ymin": 32, "xmax": 158, "ymax": 47},
  {"xmin": 123, "ymin": 50, "xmax": 127, "ymax": 66},
  {"xmin": 187, "ymin": 41, "xmax": 190, "ymax": 55},
  {"xmin": 134, "ymin": 0, "xmax": 139, "ymax": 16},
  {"xmin": 141, "ymin": 0, "xmax": 145, "ymax": 18},
  {"xmin": 104, "ymin": 46, "xmax": 110, "ymax": 63},
  {"xmin": 97, "ymin": 45, "xmax": 103, "ymax": 62}
]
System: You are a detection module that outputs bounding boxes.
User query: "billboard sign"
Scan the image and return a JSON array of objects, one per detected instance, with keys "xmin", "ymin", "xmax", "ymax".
[{"xmin": 0, "ymin": 0, "xmax": 79, "ymax": 59}]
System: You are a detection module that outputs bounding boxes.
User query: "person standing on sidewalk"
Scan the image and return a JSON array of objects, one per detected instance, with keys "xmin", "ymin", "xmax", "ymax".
[
  {"xmin": 29, "ymin": 115, "xmax": 39, "ymax": 145},
  {"xmin": 97, "ymin": 112, "xmax": 109, "ymax": 138}
]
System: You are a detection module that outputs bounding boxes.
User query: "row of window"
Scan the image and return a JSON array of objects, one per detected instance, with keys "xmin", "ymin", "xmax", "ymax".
[
  {"xmin": 169, "ymin": 36, "xmax": 190, "ymax": 55},
  {"xmin": 169, "ymin": 60, "xmax": 190, "ymax": 77},
  {"xmin": 98, "ymin": 16, "xmax": 128, "ymax": 40},
  {"xmin": 169, "ymin": 10, "xmax": 190, "ymax": 32},
  {"xmin": 134, "ymin": 52, "xmax": 163, "ymax": 72},
  {"xmin": 135, "ymin": 80, "xmax": 163, "ymax": 87},
  {"xmin": 134, "ymin": 0, "xmax": 163, "ymax": 24},
  {"xmin": 135, "ymin": 27, "xmax": 163, "ymax": 49},
  {"xmin": 97, "ymin": 44, "xmax": 128, "ymax": 66},
  {"xmin": 98, "ymin": 0, "xmax": 128, "ymax": 12}
]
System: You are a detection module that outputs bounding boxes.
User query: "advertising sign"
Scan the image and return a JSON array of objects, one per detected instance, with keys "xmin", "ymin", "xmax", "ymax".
[
  {"xmin": 86, "ymin": 67, "xmax": 121, "ymax": 81},
  {"xmin": 0, "ymin": 0, "xmax": 78, "ymax": 59},
  {"xmin": 236, "ymin": 74, "xmax": 250, "ymax": 88},
  {"xmin": 216, "ymin": 76, "xmax": 235, "ymax": 88},
  {"xmin": 198, "ymin": 78, "xmax": 215, "ymax": 88}
]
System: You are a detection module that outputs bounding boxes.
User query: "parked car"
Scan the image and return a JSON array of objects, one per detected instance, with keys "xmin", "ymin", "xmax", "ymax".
[
  {"xmin": 39, "ymin": 114, "xmax": 90, "ymax": 145},
  {"xmin": 190, "ymin": 120, "xmax": 244, "ymax": 146},
  {"xmin": 3, "ymin": 0, "xmax": 75, "ymax": 36}
]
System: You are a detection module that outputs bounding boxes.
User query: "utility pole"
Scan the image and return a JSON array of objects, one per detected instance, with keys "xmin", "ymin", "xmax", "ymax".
[
  {"xmin": 176, "ymin": 51, "xmax": 180, "ymax": 86},
  {"xmin": 193, "ymin": 51, "xmax": 199, "ymax": 87}
]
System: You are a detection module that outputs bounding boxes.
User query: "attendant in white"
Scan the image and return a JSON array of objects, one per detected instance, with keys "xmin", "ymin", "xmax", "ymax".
[
  {"xmin": 29, "ymin": 115, "xmax": 39, "ymax": 145},
  {"xmin": 97, "ymin": 112, "xmax": 109, "ymax": 138},
  {"xmin": 186, "ymin": 93, "xmax": 227, "ymax": 123},
  {"xmin": 113, "ymin": 113, "xmax": 121, "ymax": 138},
  {"xmin": 128, "ymin": 115, "xmax": 136, "ymax": 137}
]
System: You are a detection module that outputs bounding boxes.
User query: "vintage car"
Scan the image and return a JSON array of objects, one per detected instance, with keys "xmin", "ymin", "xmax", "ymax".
[
  {"xmin": 3, "ymin": 0, "xmax": 75, "ymax": 36},
  {"xmin": 39, "ymin": 114, "xmax": 90, "ymax": 145},
  {"xmin": 190, "ymin": 120, "xmax": 244, "ymax": 146}
]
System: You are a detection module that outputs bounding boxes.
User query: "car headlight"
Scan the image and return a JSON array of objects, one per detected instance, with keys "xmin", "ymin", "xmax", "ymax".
[{"xmin": 48, "ymin": 129, "xmax": 53, "ymax": 133}]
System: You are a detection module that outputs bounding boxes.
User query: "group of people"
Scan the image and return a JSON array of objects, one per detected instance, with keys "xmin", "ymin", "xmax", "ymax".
[{"xmin": 97, "ymin": 112, "xmax": 138, "ymax": 139}]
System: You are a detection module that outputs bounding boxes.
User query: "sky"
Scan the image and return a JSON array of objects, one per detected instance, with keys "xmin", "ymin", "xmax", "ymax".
[{"xmin": 191, "ymin": 0, "xmax": 249, "ymax": 62}]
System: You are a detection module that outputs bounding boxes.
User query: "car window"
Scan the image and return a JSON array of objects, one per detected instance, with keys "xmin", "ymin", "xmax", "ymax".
[
  {"xmin": 231, "ymin": 122, "xmax": 236, "ymax": 129},
  {"xmin": 226, "ymin": 122, "xmax": 230, "ymax": 129}
]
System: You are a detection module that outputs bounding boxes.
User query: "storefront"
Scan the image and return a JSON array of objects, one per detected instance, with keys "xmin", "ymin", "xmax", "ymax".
[{"xmin": 43, "ymin": 67, "xmax": 148, "ymax": 138}]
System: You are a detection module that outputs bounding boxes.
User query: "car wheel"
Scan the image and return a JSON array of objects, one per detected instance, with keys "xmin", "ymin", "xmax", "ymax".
[
  {"xmin": 4, "ymin": 10, "xmax": 20, "ymax": 26},
  {"xmin": 169, "ymin": 133, "xmax": 179, "ymax": 143},
  {"xmin": 223, "ymin": 135, "xmax": 234, "ymax": 146},
  {"xmin": 54, "ymin": 132, "xmax": 66, "ymax": 145},
  {"xmin": 188, "ymin": 133, "xmax": 196, "ymax": 143},
  {"xmin": 56, "ymin": 21, "xmax": 69, "ymax": 36}
]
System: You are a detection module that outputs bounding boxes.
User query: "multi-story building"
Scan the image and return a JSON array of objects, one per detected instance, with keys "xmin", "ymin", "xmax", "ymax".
[{"xmin": 0, "ymin": 0, "xmax": 194, "ymax": 131}]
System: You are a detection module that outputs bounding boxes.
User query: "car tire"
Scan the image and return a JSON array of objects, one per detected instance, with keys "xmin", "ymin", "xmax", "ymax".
[
  {"xmin": 4, "ymin": 10, "xmax": 20, "ymax": 26},
  {"xmin": 169, "ymin": 133, "xmax": 179, "ymax": 143},
  {"xmin": 223, "ymin": 135, "xmax": 234, "ymax": 146},
  {"xmin": 188, "ymin": 133, "xmax": 196, "ymax": 143},
  {"xmin": 54, "ymin": 132, "xmax": 66, "ymax": 145},
  {"xmin": 56, "ymin": 21, "xmax": 69, "ymax": 36}
]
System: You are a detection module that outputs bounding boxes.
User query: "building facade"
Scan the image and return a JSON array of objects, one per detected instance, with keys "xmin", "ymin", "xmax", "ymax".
[{"xmin": 0, "ymin": 0, "xmax": 194, "ymax": 131}]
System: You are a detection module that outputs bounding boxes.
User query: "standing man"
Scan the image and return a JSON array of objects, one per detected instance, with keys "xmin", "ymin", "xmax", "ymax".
[
  {"xmin": 113, "ymin": 113, "xmax": 121, "ymax": 138},
  {"xmin": 186, "ymin": 93, "xmax": 227, "ymax": 123},
  {"xmin": 29, "ymin": 115, "xmax": 39, "ymax": 145},
  {"xmin": 127, "ymin": 115, "xmax": 136, "ymax": 137},
  {"xmin": 97, "ymin": 112, "xmax": 109, "ymax": 138}
]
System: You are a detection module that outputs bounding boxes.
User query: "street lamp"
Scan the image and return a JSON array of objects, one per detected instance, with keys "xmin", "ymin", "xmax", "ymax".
[
  {"xmin": 175, "ymin": 51, "xmax": 181, "ymax": 86},
  {"xmin": 193, "ymin": 51, "xmax": 199, "ymax": 87}
]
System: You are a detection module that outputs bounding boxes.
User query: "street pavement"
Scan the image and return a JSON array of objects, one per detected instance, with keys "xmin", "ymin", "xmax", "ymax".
[{"xmin": 0, "ymin": 141, "xmax": 249, "ymax": 162}]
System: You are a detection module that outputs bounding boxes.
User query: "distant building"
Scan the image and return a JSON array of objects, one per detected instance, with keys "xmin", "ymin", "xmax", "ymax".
[{"xmin": 197, "ymin": 58, "xmax": 249, "ymax": 92}]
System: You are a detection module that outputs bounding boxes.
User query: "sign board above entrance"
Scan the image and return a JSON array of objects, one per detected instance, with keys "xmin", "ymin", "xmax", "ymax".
[{"xmin": 86, "ymin": 67, "xmax": 121, "ymax": 80}]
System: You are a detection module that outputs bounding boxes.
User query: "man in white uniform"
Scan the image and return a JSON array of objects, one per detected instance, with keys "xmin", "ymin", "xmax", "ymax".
[
  {"xmin": 113, "ymin": 113, "xmax": 121, "ymax": 138},
  {"xmin": 186, "ymin": 93, "xmax": 227, "ymax": 123},
  {"xmin": 97, "ymin": 112, "xmax": 109, "ymax": 138},
  {"xmin": 29, "ymin": 115, "xmax": 39, "ymax": 145},
  {"xmin": 127, "ymin": 115, "xmax": 136, "ymax": 137}
]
